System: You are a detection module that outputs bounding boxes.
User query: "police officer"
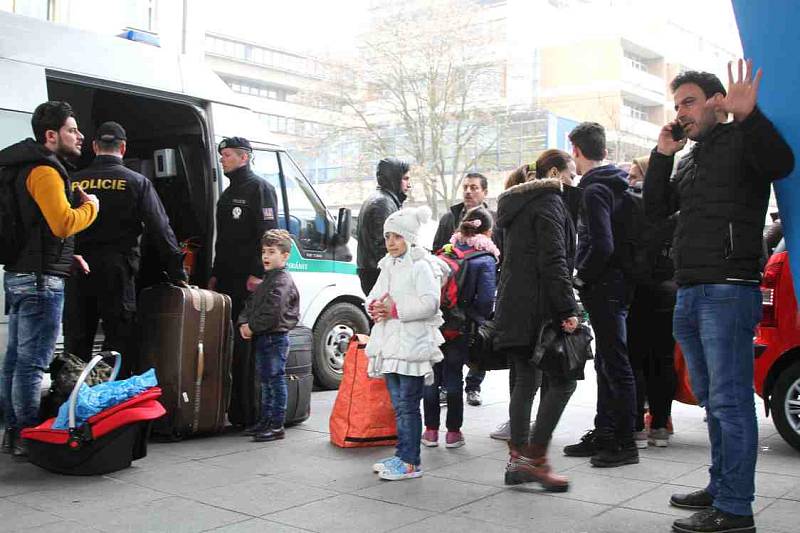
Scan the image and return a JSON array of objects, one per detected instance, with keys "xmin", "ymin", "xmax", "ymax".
[
  {"xmin": 63, "ymin": 121, "xmax": 186, "ymax": 376},
  {"xmin": 209, "ymin": 136, "xmax": 278, "ymax": 426}
]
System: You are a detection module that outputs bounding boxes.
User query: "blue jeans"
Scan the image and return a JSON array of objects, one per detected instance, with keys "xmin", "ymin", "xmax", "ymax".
[
  {"xmin": 581, "ymin": 272, "xmax": 635, "ymax": 440},
  {"xmin": 384, "ymin": 373, "xmax": 424, "ymax": 466},
  {"xmin": 423, "ymin": 338, "xmax": 466, "ymax": 431},
  {"xmin": 464, "ymin": 368, "xmax": 485, "ymax": 393},
  {"xmin": 673, "ymin": 284, "xmax": 761, "ymax": 517},
  {"xmin": 2, "ymin": 273, "xmax": 64, "ymax": 429},
  {"xmin": 254, "ymin": 332, "xmax": 289, "ymax": 426}
]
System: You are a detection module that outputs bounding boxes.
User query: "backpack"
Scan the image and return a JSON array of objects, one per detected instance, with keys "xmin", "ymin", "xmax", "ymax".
[
  {"xmin": 434, "ymin": 245, "xmax": 493, "ymax": 340},
  {"xmin": 611, "ymin": 186, "xmax": 675, "ymax": 286},
  {"xmin": 0, "ymin": 165, "xmax": 26, "ymax": 265}
]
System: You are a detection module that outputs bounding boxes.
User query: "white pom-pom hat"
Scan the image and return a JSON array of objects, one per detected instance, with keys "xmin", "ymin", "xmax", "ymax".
[{"xmin": 383, "ymin": 205, "xmax": 432, "ymax": 245}]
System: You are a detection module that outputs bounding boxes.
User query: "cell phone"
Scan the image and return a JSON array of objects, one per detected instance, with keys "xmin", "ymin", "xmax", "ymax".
[{"xmin": 671, "ymin": 122, "xmax": 686, "ymax": 142}]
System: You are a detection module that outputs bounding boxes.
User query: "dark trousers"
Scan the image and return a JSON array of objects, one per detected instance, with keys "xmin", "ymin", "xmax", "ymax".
[
  {"xmin": 581, "ymin": 272, "xmax": 635, "ymax": 441},
  {"xmin": 357, "ymin": 268, "xmax": 380, "ymax": 297},
  {"xmin": 423, "ymin": 338, "xmax": 466, "ymax": 431},
  {"xmin": 464, "ymin": 368, "xmax": 485, "ymax": 393},
  {"xmin": 627, "ymin": 282, "xmax": 677, "ymax": 430},
  {"xmin": 216, "ymin": 274, "xmax": 256, "ymax": 426},
  {"xmin": 508, "ymin": 347, "xmax": 577, "ymax": 446},
  {"xmin": 63, "ymin": 252, "xmax": 137, "ymax": 376}
]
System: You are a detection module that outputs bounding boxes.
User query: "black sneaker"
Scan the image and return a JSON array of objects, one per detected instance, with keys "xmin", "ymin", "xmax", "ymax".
[
  {"xmin": 243, "ymin": 419, "xmax": 271, "ymax": 436},
  {"xmin": 563, "ymin": 429, "xmax": 599, "ymax": 457},
  {"xmin": 1, "ymin": 428, "xmax": 16, "ymax": 454},
  {"xmin": 466, "ymin": 391, "xmax": 481, "ymax": 406},
  {"xmin": 590, "ymin": 439, "xmax": 639, "ymax": 468},
  {"xmin": 670, "ymin": 489, "xmax": 714, "ymax": 510},
  {"xmin": 11, "ymin": 438, "xmax": 29, "ymax": 461},
  {"xmin": 672, "ymin": 508, "xmax": 755, "ymax": 533},
  {"xmin": 253, "ymin": 426, "xmax": 285, "ymax": 442}
]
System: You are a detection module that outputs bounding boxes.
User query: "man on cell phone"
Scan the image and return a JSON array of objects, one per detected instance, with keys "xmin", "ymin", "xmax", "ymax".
[{"xmin": 645, "ymin": 61, "xmax": 794, "ymax": 533}]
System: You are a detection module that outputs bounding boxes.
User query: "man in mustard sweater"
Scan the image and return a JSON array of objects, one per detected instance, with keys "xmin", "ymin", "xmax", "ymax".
[{"xmin": 0, "ymin": 101, "xmax": 98, "ymax": 459}]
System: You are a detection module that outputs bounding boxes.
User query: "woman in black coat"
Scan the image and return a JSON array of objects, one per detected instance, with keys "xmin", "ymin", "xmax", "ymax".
[{"xmin": 493, "ymin": 149, "xmax": 579, "ymax": 491}]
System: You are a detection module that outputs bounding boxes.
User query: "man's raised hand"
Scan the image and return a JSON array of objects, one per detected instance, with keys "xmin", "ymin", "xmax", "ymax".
[{"xmin": 725, "ymin": 58, "xmax": 762, "ymax": 122}]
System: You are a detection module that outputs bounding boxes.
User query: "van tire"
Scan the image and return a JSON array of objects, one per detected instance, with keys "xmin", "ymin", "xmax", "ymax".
[
  {"xmin": 772, "ymin": 360, "xmax": 800, "ymax": 452},
  {"xmin": 313, "ymin": 302, "xmax": 369, "ymax": 390}
]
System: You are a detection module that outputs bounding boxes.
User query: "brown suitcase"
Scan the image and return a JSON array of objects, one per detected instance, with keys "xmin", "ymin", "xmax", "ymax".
[{"xmin": 138, "ymin": 284, "xmax": 233, "ymax": 439}]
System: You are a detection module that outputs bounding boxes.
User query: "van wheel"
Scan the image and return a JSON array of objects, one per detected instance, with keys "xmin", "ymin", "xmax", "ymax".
[
  {"xmin": 313, "ymin": 302, "xmax": 369, "ymax": 390},
  {"xmin": 772, "ymin": 360, "xmax": 800, "ymax": 452}
]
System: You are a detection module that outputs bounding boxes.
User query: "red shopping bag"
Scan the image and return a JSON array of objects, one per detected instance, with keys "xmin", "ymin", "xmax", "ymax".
[{"xmin": 329, "ymin": 335, "xmax": 397, "ymax": 447}]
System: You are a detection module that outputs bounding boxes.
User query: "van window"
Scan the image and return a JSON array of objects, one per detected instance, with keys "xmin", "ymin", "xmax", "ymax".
[
  {"xmin": 279, "ymin": 152, "xmax": 328, "ymax": 252},
  {"xmin": 0, "ymin": 109, "xmax": 32, "ymax": 149},
  {"xmin": 251, "ymin": 149, "xmax": 285, "ymax": 229}
]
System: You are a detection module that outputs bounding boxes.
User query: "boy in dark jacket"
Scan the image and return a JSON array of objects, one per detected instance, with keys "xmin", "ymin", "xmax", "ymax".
[{"xmin": 238, "ymin": 229, "xmax": 300, "ymax": 442}]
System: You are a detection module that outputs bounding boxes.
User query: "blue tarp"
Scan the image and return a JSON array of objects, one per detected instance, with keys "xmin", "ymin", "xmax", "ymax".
[
  {"xmin": 732, "ymin": 0, "xmax": 800, "ymax": 305},
  {"xmin": 52, "ymin": 369, "xmax": 158, "ymax": 430}
]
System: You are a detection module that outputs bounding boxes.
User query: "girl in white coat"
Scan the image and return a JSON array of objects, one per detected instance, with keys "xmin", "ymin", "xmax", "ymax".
[{"xmin": 366, "ymin": 205, "xmax": 445, "ymax": 480}]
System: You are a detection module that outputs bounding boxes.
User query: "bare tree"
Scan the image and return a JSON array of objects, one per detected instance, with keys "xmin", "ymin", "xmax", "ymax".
[{"xmin": 337, "ymin": 0, "xmax": 506, "ymax": 217}]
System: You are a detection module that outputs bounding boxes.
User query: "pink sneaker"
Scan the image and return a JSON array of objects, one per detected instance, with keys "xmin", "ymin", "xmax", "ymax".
[
  {"xmin": 421, "ymin": 428, "xmax": 439, "ymax": 447},
  {"xmin": 445, "ymin": 431, "xmax": 465, "ymax": 448}
]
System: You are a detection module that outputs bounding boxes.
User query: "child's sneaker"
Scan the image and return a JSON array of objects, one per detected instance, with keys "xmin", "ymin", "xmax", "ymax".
[
  {"xmin": 378, "ymin": 459, "xmax": 423, "ymax": 480},
  {"xmin": 634, "ymin": 430, "xmax": 649, "ymax": 449},
  {"xmin": 648, "ymin": 427, "xmax": 670, "ymax": 447},
  {"xmin": 373, "ymin": 456, "xmax": 401, "ymax": 473},
  {"xmin": 421, "ymin": 428, "xmax": 439, "ymax": 447},
  {"xmin": 445, "ymin": 431, "xmax": 465, "ymax": 448}
]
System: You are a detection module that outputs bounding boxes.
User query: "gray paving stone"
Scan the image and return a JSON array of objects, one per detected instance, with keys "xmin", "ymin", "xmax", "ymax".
[
  {"xmin": 105, "ymin": 459, "xmax": 262, "ymax": 496},
  {"xmin": 572, "ymin": 456, "xmax": 700, "ymax": 483},
  {"xmin": 6, "ymin": 477, "xmax": 169, "ymax": 520},
  {"xmin": 265, "ymin": 493, "xmax": 431, "ymax": 533},
  {"xmin": 577, "ymin": 507, "xmax": 676, "ymax": 533},
  {"xmin": 0, "ymin": 499, "xmax": 67, "ymax": 530},
  {"xmin": 426, "ymin": 456, "xmax": 508, "ymax": 488},
  {"xmin": 449, "ymin": 490, "xmax": 609, "ymax": 531},
  {"xmin": 198, "ymin": 446, "xmax": 309, "ymax": 477},
  {"xmin": 544, "ymin": 470, "xmax": 660, "ymax": 506},
  {"xmin": 354, "ymin": 472, "xmax": 502, "ymax": 512},
  {"xmin": 0, "ymin": 460, "xmax": 97, "ymax": 498},
  {"xmin": 181, "ymin": 476, "xmax": 337, "ymax": 516},
  {"xmin": 201, "ymin": 518, "xmax": 309, "ymax": 532},
  {"xmin": 391, "ymin": 512, "xmax": 525, "ymax": 532},
  {"xmin": 670, "ymin": 465, "xmax": 800, "ymax": 498},
  {"xmin": 270, "ymin": 453, "xmax": 386, "ymax": 493},
  {"xmin": 755, "ymin": 499, "xmax": 800, "ymax": 533},
  {"xmin": 18, "ymin": 519, "xmax": 105, "ymax": 532},
  {"xmin": 622, "ymin": 483, "xmax": 775, "ymax": 516},
  {"xmin": 87, "ymin": 495, "xmax": 245, "ymax": 533}
]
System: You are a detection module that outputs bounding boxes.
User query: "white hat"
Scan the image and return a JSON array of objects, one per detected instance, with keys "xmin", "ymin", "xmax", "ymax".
[{"xmin": 383, "ymin": 205, "xmax": 431, "ymax": 245}]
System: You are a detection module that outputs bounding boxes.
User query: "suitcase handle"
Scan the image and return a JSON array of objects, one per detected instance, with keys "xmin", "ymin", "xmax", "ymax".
[
  {"xmin": 191, "ymin": 290, "xmax": 208, "ymax": 432},
  {"xmin": 67, "ymin": 351, "xmax": 122, "ymax": 430}
]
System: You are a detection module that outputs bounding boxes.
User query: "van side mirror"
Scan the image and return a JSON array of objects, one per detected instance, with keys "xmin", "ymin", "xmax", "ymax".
[{"xmin": 334, "ymin": 207, "xmax": 351, "ymax": 245}]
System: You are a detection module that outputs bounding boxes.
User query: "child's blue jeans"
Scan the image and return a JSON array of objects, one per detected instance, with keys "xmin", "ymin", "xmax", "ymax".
[
  {"xmin": 254, "ymin": 332, "xmax": 290, "ymax": 427},
  {"xmin": 384, "ymin": 372, "xmax": 425, "ymax": 466}
]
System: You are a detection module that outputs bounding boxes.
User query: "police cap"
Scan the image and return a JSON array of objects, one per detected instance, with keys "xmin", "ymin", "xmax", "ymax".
[
  {"xmin": 95, "ymin": 121, "xmax": 127, "ymax": 142},
  {"xmin": 218, "ymin": 136, "xmax": 252, "ymax": 154}
]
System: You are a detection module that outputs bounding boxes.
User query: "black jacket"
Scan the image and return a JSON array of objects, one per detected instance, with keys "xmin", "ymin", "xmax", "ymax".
[
  {"xmin": 644, "ymin": 107, "xmax": 794, "ymax": 286},
  {"xmin": 0, "ymin": 139, "xmax": 76, "ymax": 277},
  {"xmin": 356, "ymin": 158, "xmax": 408, "ymax": 271},
  {"xmin": 575, "ymin": 164, "xmax": 629, "ymax": 283},
  {"xmin": 493, "ymin": 178, "xmax": 578, "ymax": 350},
  {"xmin": 212, "ymin": 164, "xmax": 279, "ymax": 279},
  {"xmin": 71, "ymin": 155, "xmax": 186, "ymax": 281},
  {"xmin": 432, "ymin": 202, "xmax": 504, "ymax": 259},
  {"xmin": 238, "ymin": 268, "xmax": 299, "ymax": 334}
]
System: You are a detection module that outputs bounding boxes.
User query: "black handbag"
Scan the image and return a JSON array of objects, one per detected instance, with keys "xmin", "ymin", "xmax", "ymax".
[
  {"xmin": 467, "ymin": 320, "xmax": 509, "ymax": 371},
  {"xmin": 531, "ymin": 320, "xmax": 594, "ymax": 379}
]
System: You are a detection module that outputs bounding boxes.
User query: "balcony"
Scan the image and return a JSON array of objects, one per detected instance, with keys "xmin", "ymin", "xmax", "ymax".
[
  {"xmin": 620, "ymin": 115, "xmax": 661, "ymax": 143},
  {"xmin": 621, "ymin": 61, "xmax": 665, "ymax": 106}
]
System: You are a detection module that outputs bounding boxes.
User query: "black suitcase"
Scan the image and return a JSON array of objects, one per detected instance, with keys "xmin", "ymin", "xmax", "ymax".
[{"xmin": 247, "ymin": 326, "xmax": 313, "ymax": 426}]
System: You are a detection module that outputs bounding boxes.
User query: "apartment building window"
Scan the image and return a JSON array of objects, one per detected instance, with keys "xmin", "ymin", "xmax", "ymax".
[
  {"xmin": 622, "ymin": 100, "xmax": 648, "ymax": 121},
  {"xmin": 624, "ymin": 50, "xmax": 648, "ymax": 72}
]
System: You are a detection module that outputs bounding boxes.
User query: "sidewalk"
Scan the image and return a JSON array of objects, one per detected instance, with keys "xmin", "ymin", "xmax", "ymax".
[{"xmin": 1, "ymin": 367, "xmax": 798, "ymax": 533}]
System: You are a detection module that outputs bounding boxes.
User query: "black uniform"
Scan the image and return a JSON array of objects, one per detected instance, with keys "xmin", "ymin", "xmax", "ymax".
[
  {"xmin": 212, "ymin": 161, "xmax": 278, "ymax": 427},
  {"xmin": 63, "ymin": 154, "xmax": 186, "ymax": 374}
]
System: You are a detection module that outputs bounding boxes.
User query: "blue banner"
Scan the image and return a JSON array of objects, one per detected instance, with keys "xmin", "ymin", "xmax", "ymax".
[{"xmin": 732, "ymin": 0, "xmax": 800, "ymax": 297}]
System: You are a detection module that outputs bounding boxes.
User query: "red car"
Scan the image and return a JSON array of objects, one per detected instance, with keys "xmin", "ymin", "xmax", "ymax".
[{"xmin": 754, "ymin": 239, "xmax": 800, "ymax": 451}]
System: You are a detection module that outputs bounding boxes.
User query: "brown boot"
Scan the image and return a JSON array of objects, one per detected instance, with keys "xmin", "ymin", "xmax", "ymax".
[{"xmin": 504, "ymin": 442, "xmax": 569, "ymax": 492}]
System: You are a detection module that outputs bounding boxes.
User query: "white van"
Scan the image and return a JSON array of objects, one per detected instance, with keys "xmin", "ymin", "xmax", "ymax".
[{"xmin": 0, "ymin": 12, "xmax": 367, "ymax": 389}]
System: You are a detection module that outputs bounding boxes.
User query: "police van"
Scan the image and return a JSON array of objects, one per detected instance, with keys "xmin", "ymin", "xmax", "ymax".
[{"xmin": 0, "ymin": 12, "xmax": 367, "ymax": 389}]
